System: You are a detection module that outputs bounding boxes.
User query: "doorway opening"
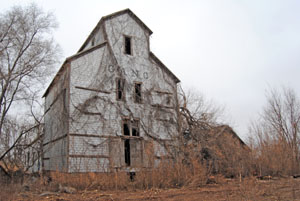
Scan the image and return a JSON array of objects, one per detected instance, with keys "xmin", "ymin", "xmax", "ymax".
[{"xmin": 124, "ymin": 139, "xmax": 131, "ymax": 166}]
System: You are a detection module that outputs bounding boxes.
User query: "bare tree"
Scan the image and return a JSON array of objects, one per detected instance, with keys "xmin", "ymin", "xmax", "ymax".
[
  {"xmin": 178, "ymin": 87, "xmax": 225, "ymax": 144},
  {"xmin": 249, "ymin": 87, "xmax": 300, "ymax": 175},
  {"xmin": 0, "ymin": 4, "xmax": 60, "ymax": 162}
]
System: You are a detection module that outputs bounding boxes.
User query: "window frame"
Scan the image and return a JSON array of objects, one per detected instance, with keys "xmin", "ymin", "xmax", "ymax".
[
  {"xmin": 134, "ymin": 82, "xmax": 142, "ymax": 104},
  {"xmin": 122, "ymin": 117, "xmax": 140, "ymax": 137},
  {"xmin": 116, "ymin": 78, "xmax": 125, "ymax": 101},
  {"xmin": 124, "ymin": 35, "xmax": 133, "ymax": 56}
]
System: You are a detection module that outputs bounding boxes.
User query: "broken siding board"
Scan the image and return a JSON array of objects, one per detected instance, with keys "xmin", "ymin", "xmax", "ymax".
[
  {"xmin": 69, "ymin": 155, "xmax": 109, "ymax": 158},
  {"xmin": 69, "ymin": 133, "xmax": 121, "ymax": 138},
  {"xmin": 151, "ymin": 104, "xmax": 174, "ymax": 109},
  {"xmin": 154, "ymin": 90, "xmax": 173, "ymax": 95},
  {"xmin": 75, "ymin": 86, "xmax": 111, "ymax": 94}
]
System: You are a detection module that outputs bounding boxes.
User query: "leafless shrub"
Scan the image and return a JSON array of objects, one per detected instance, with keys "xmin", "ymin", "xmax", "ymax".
[
  {"xmin": 177, "ymin": 87, "xmax": 251, "ymax": 178},
  {"xmin": 249, "ymin": 87, "xmax": 300, "ymax": 176}
]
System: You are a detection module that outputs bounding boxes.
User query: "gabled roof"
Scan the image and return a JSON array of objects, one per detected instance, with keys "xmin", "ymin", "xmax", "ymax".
[
  {"xmin": 78, "ymin": 8, "xmax": 153, "ymax": 53},
  {"xmin": 42, "ymin": 42, "xmax": 107, "ymax": 97},
  {"xmin": 214, "ymin": 125, "xmax": 248, "ymax": 148},
  {"xmin": 150, "ymin": 52, "xmax": 180, "ymax": 83},
  {"xmin": 43, "ymin": 9, "xmax": 180, "ymax": 98}
]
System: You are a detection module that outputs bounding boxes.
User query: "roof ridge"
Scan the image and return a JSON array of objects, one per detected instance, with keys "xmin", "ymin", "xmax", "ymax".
[{"xmin": 78, "ymin": 8, "xmax": 152, "ymax": 53}]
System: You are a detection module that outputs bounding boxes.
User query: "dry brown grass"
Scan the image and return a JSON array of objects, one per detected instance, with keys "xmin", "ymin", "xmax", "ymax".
[
  {"xmin": 8, "ymin": 177, "xmax": 300, "ymax": 201},
  {"xmin": 45, "ymin": 157, "xmax": 208, "ymax": 191}
]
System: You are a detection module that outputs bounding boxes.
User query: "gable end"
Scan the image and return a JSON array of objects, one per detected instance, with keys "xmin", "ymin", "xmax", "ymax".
[{"xmin": 78, "ymin": 8, "xmax": 152, "ymax": 53}]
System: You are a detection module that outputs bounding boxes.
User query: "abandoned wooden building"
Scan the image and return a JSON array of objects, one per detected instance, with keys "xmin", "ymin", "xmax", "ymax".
[{"xmin": 42, "ymin": 9, "xmax": 180, "ymax": 172}]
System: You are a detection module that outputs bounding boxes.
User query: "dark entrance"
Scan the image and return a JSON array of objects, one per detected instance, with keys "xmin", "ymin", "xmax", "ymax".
[{"xmin": 124, "ymin": 139, "xmax": 131, "ymax": 166}]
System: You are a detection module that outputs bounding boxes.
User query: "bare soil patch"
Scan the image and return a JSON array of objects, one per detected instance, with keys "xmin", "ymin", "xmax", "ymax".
[{"xmin": 10, "ymin": 177, "xmax": 300, "ymax": 201}]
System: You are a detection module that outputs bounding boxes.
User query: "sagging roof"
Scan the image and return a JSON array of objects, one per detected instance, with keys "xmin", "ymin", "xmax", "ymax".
[{"xmin": 78, "ymin": 8, "xmax": 153, "ymax": 53}]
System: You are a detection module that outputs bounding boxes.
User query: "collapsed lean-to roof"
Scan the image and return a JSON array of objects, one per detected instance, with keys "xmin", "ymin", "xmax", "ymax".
[{"xmin": 43, "ymin": 8, "xmax": 180, "ymax": 97}]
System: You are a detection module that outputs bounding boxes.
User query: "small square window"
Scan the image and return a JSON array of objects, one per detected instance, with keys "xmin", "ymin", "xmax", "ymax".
[{"xmin": 124, "ymin": 36, "xmax": 132, "ymax": 55}]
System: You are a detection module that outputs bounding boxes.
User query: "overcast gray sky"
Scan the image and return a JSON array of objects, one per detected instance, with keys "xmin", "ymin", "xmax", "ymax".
[{"xmin": 2, "ymin": 0, "xmax": 300, "ymax": 140}]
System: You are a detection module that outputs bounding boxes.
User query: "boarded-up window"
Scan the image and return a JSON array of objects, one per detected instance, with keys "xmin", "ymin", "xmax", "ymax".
[
  {"xmin": 130, "ymin": 139, "xmax": 142, "ymax": 167},
  {"xmin": 134, "ymin": 83, "xmax": 142, "ymax": 103},
  {"xmin": 143, "ymin": 140, "xmax": 154, "ymax": 168},
  {"xmin": 116, "ymin": 78, "xmax": 125, "ymax": 101},
  {"xmin": 109, "ymin": 138, "xmax": 124, "ymax": 168}
]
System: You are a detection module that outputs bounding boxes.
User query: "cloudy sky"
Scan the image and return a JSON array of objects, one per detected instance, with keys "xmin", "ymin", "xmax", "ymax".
[{"xmin": 2, "ymin": 0, "xmax": 300, "ymax": 140}]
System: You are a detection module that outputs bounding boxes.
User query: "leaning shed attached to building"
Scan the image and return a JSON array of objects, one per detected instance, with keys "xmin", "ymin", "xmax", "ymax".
[{"xmin": 42, "ymin": 9, "xmax": 180, "ymax": 173}]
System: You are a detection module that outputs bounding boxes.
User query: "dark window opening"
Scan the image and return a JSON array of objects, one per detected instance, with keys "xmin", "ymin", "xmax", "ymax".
[
  {"xmin": 122, "ymin": 118, "xmax": 140, "ymax": 137},
  {"xmin": 125, "ymin": 36, "xmax": 132, "ymax": 55},
  {"xmin": 129, "ymin": 172, "xmax": 136, "ymax": 181},
  {"xmin": 123, "ymin": 121, "xmax": 130, "ymax": 136},
  {"xmin": 27, "ymin": 152, "xmax": 30, "ymax": 166},
  {"xmin": 117, "ymin": 78, "xmax": 125, "ymax": 101},
  {"xmin": 134, "ymin": 83, "xmax": 142, "ymax": 103},
  {"xmin": 124, "ymin": 139, "xmax": 131, "ymax": 166},
  {"xmin": 131, "ymin": 120, "xmax": 139, "ymax": 136},
  {"xmin": 166, "ymin": 96, "xmax": 171, "ymax": 105}
]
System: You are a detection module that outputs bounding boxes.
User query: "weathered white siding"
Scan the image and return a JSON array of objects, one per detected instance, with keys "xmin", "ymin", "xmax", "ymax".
[
  {"xmin": 43, "ymin": 63, "xmax": 69, "ymax": 171},
  {"xmin": 44, "ymin": 10, "xmax": 179, "ymax": 173}
]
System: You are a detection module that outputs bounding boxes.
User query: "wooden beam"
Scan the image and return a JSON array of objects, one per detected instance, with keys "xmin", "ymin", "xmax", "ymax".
[
  {"xmin": 75, "ymin": 86, "xmax": 111, "ymax": 94},
  {"xmin": 69, "ymin": 154, "xmax": 109, "ymax": 159}
]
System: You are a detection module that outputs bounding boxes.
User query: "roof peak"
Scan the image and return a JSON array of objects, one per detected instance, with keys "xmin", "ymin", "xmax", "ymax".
[{"xmin": 78, "ymin": 8, "xmax": 152, "ymax": 53}]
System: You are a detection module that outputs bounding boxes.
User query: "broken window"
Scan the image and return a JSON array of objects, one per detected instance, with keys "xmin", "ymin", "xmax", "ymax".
[
  {"xmin": 122, "ymin": 118, "xmax": 140, "ymax": 167},
  {"xmin": 131, "ymin": 120, "xmax": 139, "ymax": 136},
  {"xmin": 116, "ymin": 78, "xmax": 125, "ymax": 101},
  {"xmin": 134, "ymin": 83, "xmax": 142, "ymax": 103},
  {"xmin": 123, "ymin": 119, "xmax": 130, "ymax": 136},
  {"xmin": 122, "ymin": 118, "xmax": 139, "ymax": 137},
  {"xmin": 124, "ymin": 139, "xmax": 131, "ymax": 166},
  {"xmin": 124, "ymin": 36, "xmax": 132, "ymax": 55}
]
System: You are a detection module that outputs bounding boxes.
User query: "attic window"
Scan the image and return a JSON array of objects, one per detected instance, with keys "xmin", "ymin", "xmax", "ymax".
[
  {"xmin": 116, "ymin": 78, "xmax": 125, "ymax": 101},
  {"xmin": 134, "ymin": 83, "xmax": 142, "ymax": 103},
  {"xmin": 124, "ymin": 36, "xmax": 132, "ymax": 55}
]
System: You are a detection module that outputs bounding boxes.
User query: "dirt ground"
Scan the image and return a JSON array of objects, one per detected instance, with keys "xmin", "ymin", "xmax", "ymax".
[{"xmin": 11, "ymin": 177, "xmax": 300, "ymax": 201}]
